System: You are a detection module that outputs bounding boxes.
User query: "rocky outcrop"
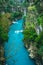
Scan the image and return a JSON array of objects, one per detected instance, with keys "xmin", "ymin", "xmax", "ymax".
[
  {"xmin": 0, "ymin": 45, "xmax": 5, "ymax": 65},
  {"xmin": 25, "ymin": 43, "xmax": 43, "ymax": 65}
]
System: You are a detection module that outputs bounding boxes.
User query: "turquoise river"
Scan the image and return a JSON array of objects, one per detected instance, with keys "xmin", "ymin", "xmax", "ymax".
[{"xmin": 4, "ymin": 19, "xmax": 36, "ymax": 65}]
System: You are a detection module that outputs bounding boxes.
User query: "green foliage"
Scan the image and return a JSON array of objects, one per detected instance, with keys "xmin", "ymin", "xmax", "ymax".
[
  {"xmin": 0, "ymin": 13, "xmax": 11, "ymax": 44},
  {"xmin": 0, "ymin": 0, "xmax": 20, "ymax": 12},
  {"xmin": 28, "ymin": 5, "xmax": 36, "ymax": 11},
  {"xmin": 23, "ymin": 27, "xmax": 37, "ymax": 44},
  {"xmin": 1, "ymin": 32, "xmax": 8, "ymax": 42},
  {"xmin": 23, "ymin": 0, "xmax": 29, "ymax": 7},
  {"xmin": 37, "ymin": 14, "xmax": 43, "ymax": 26},
  {"xmin": 11, "ymin": 11, "xmax": 23, "ymax": 20},
  {"xmin": 35, "ymin": 31, "xmax": 43, "ymax": 47},
  {"xmin": 38, "ymin": 46, "xmax": 43, "ymax": 56},
  {"xmin": 23, "ymin": 0, "xmax": 43, "ymax": 59}
]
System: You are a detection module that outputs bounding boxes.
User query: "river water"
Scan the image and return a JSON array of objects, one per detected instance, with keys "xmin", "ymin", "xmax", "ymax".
[{"xmin": 4, "ymin": 19, "xmax": 35, "ymax": 65}]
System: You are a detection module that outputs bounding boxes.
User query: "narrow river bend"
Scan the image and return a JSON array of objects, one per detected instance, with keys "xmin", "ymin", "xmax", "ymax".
[{"xmin": 5, "ymin": 19, "xmax": 35, "ymax": 65}]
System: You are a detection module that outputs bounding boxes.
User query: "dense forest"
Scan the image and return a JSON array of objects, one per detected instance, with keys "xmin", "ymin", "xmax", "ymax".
[
  {"xmin": 23, "ymin": 0, "xmax": 43, "ymax": 65},
  {"xmin": 0, "ymin": 0, "xmax": 43, "ymax": 65}
]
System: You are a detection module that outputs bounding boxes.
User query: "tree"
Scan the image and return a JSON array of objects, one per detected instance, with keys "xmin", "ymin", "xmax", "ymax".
[
  {"xmin": 23, "ymin": 0, "xmax": 43, "ymax": 64},
  {"xmin": 0, "ymin": 13, "xmax": 11, "ymax": 65}
]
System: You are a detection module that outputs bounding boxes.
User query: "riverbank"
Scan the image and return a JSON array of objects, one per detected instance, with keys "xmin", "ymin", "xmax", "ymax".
[
  {"xmin": 23, "ymin": 15, "xmax": 43, "ymax": 65},
  {"xmin": 0, "ymin": 11, "xmax": 23, "ymax": 65},
  {"xmin": 24, "ymin": 41, "xmax": 43, "ymax": 65},
  {"xmin": 23, "ymin": 2, "xmax": 43, "ymax": 65},
  {"xmin": 0, "ymin": 12, "xmax": 12, "ymax": 65}
]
